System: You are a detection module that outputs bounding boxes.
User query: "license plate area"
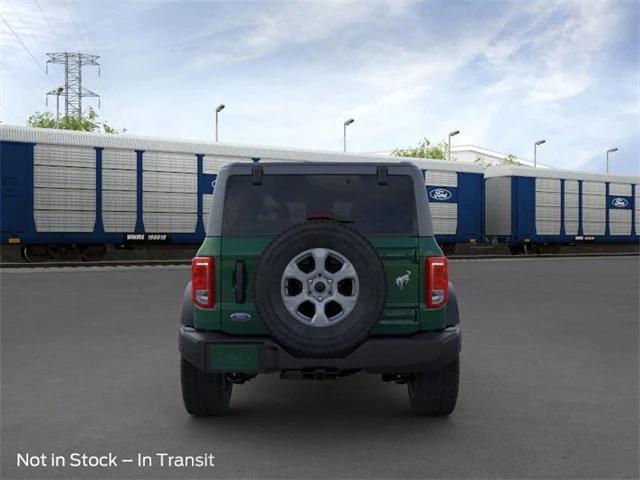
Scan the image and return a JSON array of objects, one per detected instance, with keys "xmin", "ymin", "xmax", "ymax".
[{"xmin": 207, "ymin": 344, "xmax": 262, "ymax": 372}]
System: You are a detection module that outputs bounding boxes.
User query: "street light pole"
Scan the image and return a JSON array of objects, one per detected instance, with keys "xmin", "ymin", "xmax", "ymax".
[
  {"xmin": 55, "ymin": 87, "xmax": 63, "ymax": 127},
  {"xmin": 534, "ymin": 139, "xmax": 546, "ymax": 168},
  {"xmin": 448, "ymin": 130, "xmax": 460, "ymax": 162},
  {"xmin": 606, "ymin": 148, "xmax": 618, "ymax": 173},
  {"xmin": 215, "ymin": 104, "xmax": 225, "ymax": 142},
  {"xmin": 343, "ymin": 118, "xmax": 354, "ymax": 152}
]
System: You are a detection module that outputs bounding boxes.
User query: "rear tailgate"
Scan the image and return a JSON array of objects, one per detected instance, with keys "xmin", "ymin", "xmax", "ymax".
[
  {"xmin": 213, "ymin": 169, "xmax": 422, "ymax": 335},
  {"xmin": 371, "ymin": 237, "xmax": 420, "ymax": 334}
]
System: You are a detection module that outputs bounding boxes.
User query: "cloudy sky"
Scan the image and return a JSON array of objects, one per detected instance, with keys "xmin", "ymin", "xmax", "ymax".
[{"xmin": 1, "ymin": 0, "xmax": 638, "ymax": 174}]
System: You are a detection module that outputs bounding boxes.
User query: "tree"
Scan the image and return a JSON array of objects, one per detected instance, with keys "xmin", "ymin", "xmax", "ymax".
[
  {"xmin": 392, "ymin": 138, "xmax": 449, "ymax": 160},
  {"xmin": 503, "ymin": 153, "xmax": 521, "ymax": 165},
  {"xmin": 474, "ymin": 152, "xmax": 523, "ymax": 169},
  {"xmin": 27, "ymin": 107, "xmax": 125, "ymax": 133}
]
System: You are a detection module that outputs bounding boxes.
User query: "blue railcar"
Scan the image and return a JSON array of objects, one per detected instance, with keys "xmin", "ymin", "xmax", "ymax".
[
  {"xmin": 409, "ymin": 159, "xmax": 485, "ymax": 254},
  {"xmin": 485, "ymin": 165, "xmax": 639, "ymax": 254},
  {"xmin": 1, "ymin": 126, "xmax": 222, "ymax": 260},
  {"xmin": 1, "ymin": 125, "xmax": 485, "ymax": 260}
]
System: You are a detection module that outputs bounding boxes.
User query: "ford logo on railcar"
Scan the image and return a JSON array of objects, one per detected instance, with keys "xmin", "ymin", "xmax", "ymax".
[
  {"xmin": 429, "ymin": 188, "xmax": 452, "ymax": 201},
  {"xmin": 611, "ymin": 197, "xmax": 629, "ymax": 208}
]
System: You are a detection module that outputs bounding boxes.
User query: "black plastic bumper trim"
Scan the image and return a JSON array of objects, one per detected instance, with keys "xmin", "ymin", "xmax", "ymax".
[{"xmin": 179, "ymin": 327, "xmax": 461, "ymax": 374}]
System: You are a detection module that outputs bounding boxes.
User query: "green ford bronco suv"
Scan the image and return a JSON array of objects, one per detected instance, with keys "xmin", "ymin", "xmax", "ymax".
[{"xmin": 180, "ymin": 162, "xmax": 461, "ymax": 416}]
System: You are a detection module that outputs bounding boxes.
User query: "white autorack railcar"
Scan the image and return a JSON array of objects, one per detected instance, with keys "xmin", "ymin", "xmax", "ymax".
[{"xmin": 484, "ymin": 165, "xmax": 639, "ymax": 254}]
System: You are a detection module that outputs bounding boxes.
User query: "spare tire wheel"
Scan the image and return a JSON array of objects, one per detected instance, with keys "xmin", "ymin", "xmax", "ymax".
[{"xmin": 253, "ymin": 220, "xmax": 386, "ymax": 357}]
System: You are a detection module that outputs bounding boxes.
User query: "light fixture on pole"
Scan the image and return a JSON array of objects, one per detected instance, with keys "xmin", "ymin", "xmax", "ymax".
[
  {"xmin": 448, "ymin": 130, "xmax": 460, "ymax": 162},
  {"xmin": 606, "ymin": 147, "xmax": 618, "ymax": 173},
  {"xmin": 45, "ymin": 86, "xmax": 66, "ymax": 128},
  {"xmin": 533, "ymin": 139, "xmax": 546, "ymax": 168},
  {"xmin": 215, "ymin": 104, "xmax": 225, "ymax": 142},
  {"xmin": 55, "ymin": 87, "xmax": 64, "ymax": 127},
  {"xmin": 343, "ymin": 118, "xmax": 355, "ymax": 152}
]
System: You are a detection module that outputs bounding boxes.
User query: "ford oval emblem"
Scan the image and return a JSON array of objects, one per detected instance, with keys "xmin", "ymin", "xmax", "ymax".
[
  {"xmin": 230, "ymin": 312, "xmax": 252, "ymax": 322},
  {"xmin": 611, "ymin": 197, "xmax": 629, "ymax": 208},
  {"xmin": 429, "ymin": 188, "xmax": 452, "ymax": 201}
]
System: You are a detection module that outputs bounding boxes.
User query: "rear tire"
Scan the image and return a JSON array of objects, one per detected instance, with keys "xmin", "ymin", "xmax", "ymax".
[
  {"xmin": 408, "ymin": 356, "xmax": 459, "ymax": 416},
  {"xmin": 181, "ymin": 358, "xmax": 232, "ymax": 416}
]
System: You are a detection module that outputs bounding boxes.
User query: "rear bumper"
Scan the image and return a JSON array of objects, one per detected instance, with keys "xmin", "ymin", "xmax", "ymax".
[{"xmin": 179, "ymin": 326, "xmax": 461, "ymax": 374}]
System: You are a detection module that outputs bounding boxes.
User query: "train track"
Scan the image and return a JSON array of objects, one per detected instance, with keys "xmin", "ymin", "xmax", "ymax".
[{"xmin": 0, "ymin": 252, "xmax": 637, "ymax": 269}]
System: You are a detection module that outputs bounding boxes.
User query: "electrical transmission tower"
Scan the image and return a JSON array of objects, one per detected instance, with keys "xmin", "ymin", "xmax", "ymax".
[{"xmin": 46, "ymin": 52, "xmax": 100, "ymax": 118}]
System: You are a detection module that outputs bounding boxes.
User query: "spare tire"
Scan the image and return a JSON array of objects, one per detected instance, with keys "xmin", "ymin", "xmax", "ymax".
[{"xmin": 253, "ymin": 220, "xmax": 386, "ymax": 358}]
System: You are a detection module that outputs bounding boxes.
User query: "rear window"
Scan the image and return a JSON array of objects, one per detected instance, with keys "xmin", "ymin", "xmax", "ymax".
[{"xmin": 222, "ymin": 174, "xmax": 417, "ymax": 236}]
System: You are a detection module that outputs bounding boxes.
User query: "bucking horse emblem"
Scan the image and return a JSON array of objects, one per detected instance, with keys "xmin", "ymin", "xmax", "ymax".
[{"xmin": 395, "ymin": 270, "xmax": 412, "ymax": 290}]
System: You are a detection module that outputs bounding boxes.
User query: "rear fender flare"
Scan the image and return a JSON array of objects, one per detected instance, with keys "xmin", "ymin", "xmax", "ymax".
[
  {"xmin": 181, "ymin": 281, "xmax": 194, "ymax": 326},
  {"xmin": 446, "ymin": 281, "xmax": 460, "ymax": 326}
]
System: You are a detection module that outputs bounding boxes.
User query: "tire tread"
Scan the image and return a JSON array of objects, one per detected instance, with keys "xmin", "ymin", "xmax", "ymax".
[
  {"xmin": 408, "ymin": 356, "xmax": 459, "ymax": 416},
  {"xmin": 181, "ymin": 358, "xmax": 232, "ymax": 416}
]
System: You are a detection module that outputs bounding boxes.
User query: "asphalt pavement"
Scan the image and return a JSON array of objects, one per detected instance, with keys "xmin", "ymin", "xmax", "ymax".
[{"xmin": 1, "ymin": 257, "xmax": 638, "ymax": 479}]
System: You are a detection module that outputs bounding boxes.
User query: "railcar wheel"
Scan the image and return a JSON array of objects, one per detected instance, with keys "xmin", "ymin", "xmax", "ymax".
[
  {"xmin": 441, "ymin": 243, "xmax": 456, "ymax": 256},
  {"xmin": 536, "ymin": 245, "xmax": 558, "ymax": 255},
  {"xmin": 508, "ymin": 244, "xmax": 524, "ymax": 255},
  {"xmin": 21, "ymin": 245, "xmax": 59, "ymax": 263},
  {"xmin": 79, "ymin": 244, "xmax": 107, "ymax": 262}
]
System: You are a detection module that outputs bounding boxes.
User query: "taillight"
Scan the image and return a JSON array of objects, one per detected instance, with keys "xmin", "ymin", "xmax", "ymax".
[
  {"xmin": 192, "ymin": 257, "xmax": 215, "ymax": 308},
  {"xmin": 426, "ymin": 256, "xmax": 448, "ymax": 308}
]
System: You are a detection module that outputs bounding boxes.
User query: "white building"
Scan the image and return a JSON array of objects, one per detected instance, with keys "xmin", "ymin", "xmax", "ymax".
[
  {"xmin": 364, "ymin": 145, "xmax": 550, "ymax": 169},
  {"xmin": 450, "ymin": 145, "xmax": 549, "ymax": 168}
]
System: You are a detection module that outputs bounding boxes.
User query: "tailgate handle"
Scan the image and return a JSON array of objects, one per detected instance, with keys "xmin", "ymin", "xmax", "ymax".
[
  {"xmin": 381, "ymin": 251, "xmax": 418, "ymax": 262},
  {"xmin": 233, "ymin": 261, "xmax": 247, "ymax": 304}
]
